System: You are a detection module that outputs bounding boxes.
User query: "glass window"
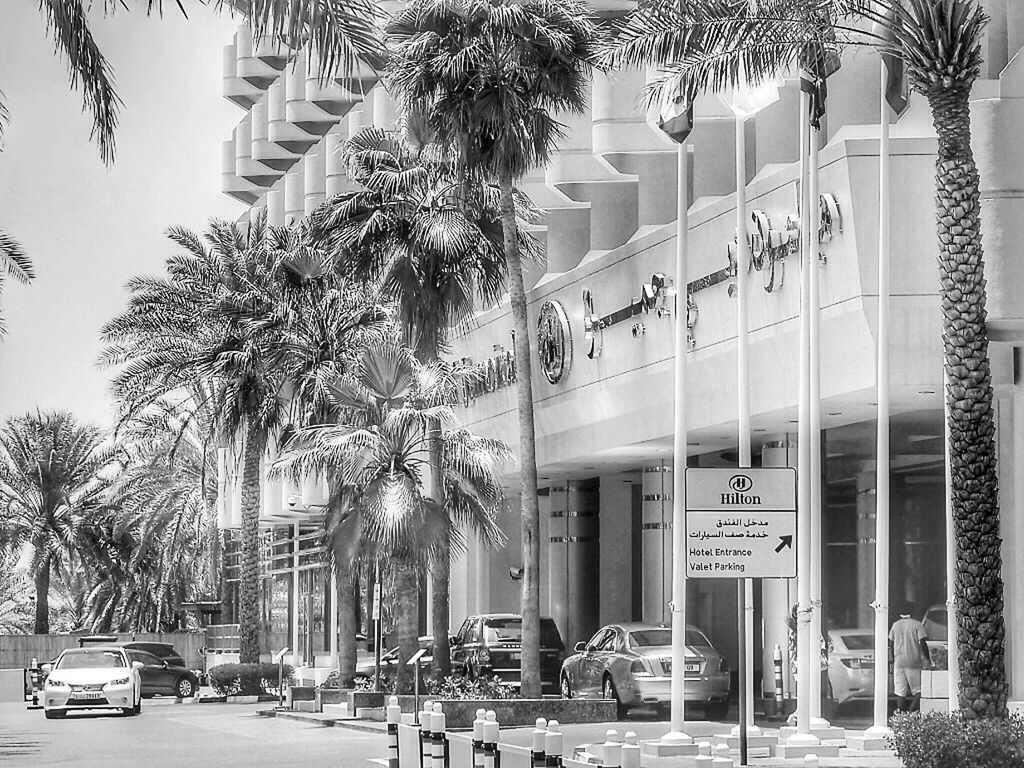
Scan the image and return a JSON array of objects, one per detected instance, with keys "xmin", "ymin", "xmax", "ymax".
[
  {"xmin": 628, "ymin": 629, "xmax": 713, "ymax": 648},
  {"xmin": 839, "ymin": 634, "xmax": 874, "ymax": 651},
  {"xmin": 56, "ymin": 650, "xmax": 126, "ymax": 669}
]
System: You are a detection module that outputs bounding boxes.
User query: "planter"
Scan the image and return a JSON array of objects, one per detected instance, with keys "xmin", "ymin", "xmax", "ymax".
[
  {"xmin": 346, "ymin": 693, "xmax": 617, "ymax": 728},
  {"xmin": 226, "ymin": 694, "xmax": 259, "ymax": 704},
  {"xmin": 921, "ymin": 670, "xmax": 949, "ymax": 699}
]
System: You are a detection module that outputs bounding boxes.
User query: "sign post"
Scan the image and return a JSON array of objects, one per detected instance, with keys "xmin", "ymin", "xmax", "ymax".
[{"xmin": 686, "ymin": 468, "xmax": 797, "ymax": 766}]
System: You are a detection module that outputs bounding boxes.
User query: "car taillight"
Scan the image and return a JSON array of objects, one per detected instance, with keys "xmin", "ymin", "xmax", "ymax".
[
  {"xmin": 719, "ymin": 657, "xmax": 729, "ymax": 673},
  {"xmin": 630, "ymin": 659, "xmax": 654, "ymax": 677},
  {"xmin": 477, "ymin": 649, "xmax": 491, "ymax": 665},
  {"xmin": 841, "ymin": 658, "xmax": 873, "ymax": 670}
]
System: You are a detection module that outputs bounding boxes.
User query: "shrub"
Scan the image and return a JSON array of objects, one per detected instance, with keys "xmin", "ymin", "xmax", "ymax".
[
  {"xmin": 425, "ymin": 673, "xmax": 517, "ymax": 700},
  {"xmin": 929, "ymin": 645, "xmax": 949, "ymax": 671},
  {"xmin": 208, "ymin": 663, "xmax": 293, "ymax": 697},
  {"xmin": 354, "ymin": 674, "xmax": 394, "ymax": 694},
  {"xmin": 889, "ymin": 711, "xmax": 1024, "ymax": 768}
]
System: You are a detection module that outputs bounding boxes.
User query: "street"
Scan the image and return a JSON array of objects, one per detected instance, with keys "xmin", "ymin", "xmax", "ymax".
[{"xmin": 0, "ymin": 701, "xmax": 382, "ymax": 768}]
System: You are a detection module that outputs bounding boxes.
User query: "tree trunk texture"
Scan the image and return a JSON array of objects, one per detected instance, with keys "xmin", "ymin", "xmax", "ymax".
[
  {"xmin": 204, "ymin": 494, "xmax": 222, "ymax": 602},
  {"xmin": 498, "ymin": 174, "xmax": 543, "ymax": 698},
  {"xmin": 428, "ymin": 417, "xmax": 452, "ymax": 679},
  {"xmin": 336, "ymin": 559, "xmax": 358, "ymax": 687},
  {"xmin": 238, "ymin": 426, "xmax": 264, "ymax": 663},
  {"xmin": 393, "ymin": 562, "xmax": 420, "ymax": 694},
  {"xmin": 928, "ymin": 84, "xmax": 1006, "ymax": 718},
  {"xmin": 33, "ymin": 554, "xmax": 50, "ymax": 635}
]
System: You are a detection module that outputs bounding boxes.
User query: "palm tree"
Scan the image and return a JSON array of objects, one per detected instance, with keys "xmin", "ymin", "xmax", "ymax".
[
  {"xmin": 0, "ymin": 231, "xmax": 34, "ymax": 337},
  {"xmin": 305, "ymin": 125, "xmax": 524, "ymax": 675},
  {"xmin": 602, "ymin": 0, "xmax": 1003, "ymax": 719},
  {"xmin": 275, "ymin": 341, "xmax": 508, "ymax": 690},
  {"xmin": 0, "ymin": 410, "xmax": 111, "ymax": 634},
  {"xmin": 386, "ymin": 0, "xmax": 600, "ymax": 697}
]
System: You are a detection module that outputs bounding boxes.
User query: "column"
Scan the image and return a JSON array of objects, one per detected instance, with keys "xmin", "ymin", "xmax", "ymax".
[
  {"xmin": 285, "ymin": 163, "xmax": 305, "ymax": 225},
  {"xmin": 304, "ymin": 141, "xmax": 326, "ymax": 215},
  {"xmin": 324, "ymin": 128, "xmax": 348, "ymax": 198},
  {"xmin": 761, "ymin": 440, "xmax": 797, "ymax": 708},
  {"xmin": 641, "ymin": 463, "xmax": 672, "ymax": 625},
  {"xmin": 330, "ymin": 565, "xmax": 339, "ymax": 669},
  {"xmin": 373, "ymin": 86, "xmax": 397, "ymax": 131},
  {"xmin": 292, "ymin": 522, "xmax": 301, "ymax": 668},
  {"xmin": 548, "ymin": 481, "xmax": 600, "ymax": 647},
  {"xmin": 855, "ymin": 465, "xmax": 878, "ymax": 629},
  {"xmin": 599, "ymin": 475, "xmax": 633, "ymax": 626},
  {"xmin": 266, "ymin": 181, "xmax": 285, "ymax": 226}
]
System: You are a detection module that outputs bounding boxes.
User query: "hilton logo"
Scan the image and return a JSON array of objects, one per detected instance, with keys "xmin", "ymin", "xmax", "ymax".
[{"xmin": 722, "ymin": 474, "xmax": 761, "ymax": 504}]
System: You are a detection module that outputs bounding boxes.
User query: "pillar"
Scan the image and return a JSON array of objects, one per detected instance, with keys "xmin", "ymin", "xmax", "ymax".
[
  {"xmin": 641, "ymin": 463, "xmax": 672, "ymax": 625},
  {"xmin": 304, "ymin": 141, "xmax": 326, "ymax": 215},
  {"xmin": 548, "ymin": 480, "xmax": 600, "ymax": 648},
  {"xmin": 855, "ymin": 465, "xmax": 878, "ymax": 629},
  {"xmin": 324, "ymin": 128, "xmax": 348, "ymax": 198},
  {"xmin": 266, "ymin": 181, "xmax": 285, "ymax": 226},
  {"xmin": 292, "ymin": 522, "xmax": 302, "ymax": 668},
  {"xmin": 285, "ymin": 164, "xmax": 305, "ymax": 225},
  {"xmin": 1001, "ymin": 365, "xmax": 1024, "ymax": 702},
  {"xmin": 373, "ymin": 86, "xmax": 397, "ymax": 131},
  {"xmin": 599, "ymin": 475, "xmax": 633, "ymax": 626},
  {"xmin": 761, "ymin": 441, "xmax": 797, "ymax": 704},
  {"xmin": 330, "ymin": 565, "xmax": 340, "ymax": 669}
]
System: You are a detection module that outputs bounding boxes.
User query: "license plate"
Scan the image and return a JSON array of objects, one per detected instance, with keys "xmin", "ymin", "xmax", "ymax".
[
  {"xmin": 509, "ymin": 652, "xmax": 521, "ymax": 660},
  {"xmin": 684, "ymin": 663, "xmax": 700, "ymax": 673},
  {"xmin": 74, "ymin": 692, "xmax": 104, "ymax": 700}
]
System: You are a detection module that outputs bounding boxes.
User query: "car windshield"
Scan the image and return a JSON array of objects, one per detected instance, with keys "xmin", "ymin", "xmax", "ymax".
[
  {"xmin": 483, "ymin": 619, "xmax": 563, "ymax": 648},
  {"xmin": 55, "ymin": 650, "xmax": 126, "ymax": 669},
  {"xmin": 925, "ymin": 609, "xmax": 948, "ymax": 626},
  {"xmin": 628, "ymin": 629, "xmax": 711, "ymax": 648},
  {"xmin": 839, "ymin": 634, "xmax": 874, "ymax": 651}
]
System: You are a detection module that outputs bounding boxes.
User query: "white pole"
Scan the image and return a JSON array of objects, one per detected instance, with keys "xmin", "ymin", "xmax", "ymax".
[
  {"xmin": 945, "ymin": 379, "xmax": 959, "ymax": 712},
  {"xmin": 668, "ymin": 140, "xmax": 692, "ymax": 742},
  {"xmin": 788, "ymin": 88, "xmax": 819, "ymax": 748},
  {"xmin": 733, "ymin": 114, "xmax": 758, "ymax": 738},
  {"xmin": 330, "ymin": 564, "xmax": 340, "ymax": 670},
  {"xmin": 292, "ymin": 521, "xmax": 302, "ymax": 669},
  {"xmin": 867, "ymin": 60, "xmax": 892, "ymax": 739}
]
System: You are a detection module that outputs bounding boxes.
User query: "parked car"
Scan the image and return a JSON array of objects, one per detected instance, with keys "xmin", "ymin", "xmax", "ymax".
[
  {"xmin": 122, "ymin": 648, "xmax": 200, "ymax": 699},
  {"xmin": 117, "ymin": 641, "xmax": 187, "ymax": 670},
  {"xmin": 451, "ymin": 614, "xmax": 565, "ymax": 694},
  {"xmin": 559, "ymin": 623, "xmax": 730, "ymax": 719},
  {"xmin": 827, "ymin": 629, "xmax": 896, "ymax": 706},
  {"xmin": 42, "ymin": 646, "xmax": 143, "ymax": 719},
  {"xmin": 354, "ymin": 636, "xmax": 433, "ymax": 682}
]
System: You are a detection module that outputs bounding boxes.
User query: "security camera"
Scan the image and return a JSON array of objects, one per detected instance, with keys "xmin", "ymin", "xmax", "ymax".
[{"xmin": 287, "ymin": 495, "xmax": 300, "ymax": 508}]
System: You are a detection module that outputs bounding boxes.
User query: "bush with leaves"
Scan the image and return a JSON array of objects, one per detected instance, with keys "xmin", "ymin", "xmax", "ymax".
[
  {"xmin": 425, "ymin": 673, "xmax": 517, "ymax": 700},
  {"xmin": 208, "ymin": 663, "xmax": 293, "ymax": 697},
  {"xmin": 889, "ymin": 711, "xmax": 1024, "ymax": 768}
]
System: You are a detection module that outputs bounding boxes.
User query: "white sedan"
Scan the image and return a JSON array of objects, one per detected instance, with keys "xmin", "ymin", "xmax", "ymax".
[{"xmin": 43, "ymin": 647, "xmax": 143, "ymax": 719}]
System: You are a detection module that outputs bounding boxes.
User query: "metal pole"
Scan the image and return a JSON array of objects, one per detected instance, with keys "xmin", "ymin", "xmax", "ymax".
[
  {"xmin": 945, "ymin": 376, "xmax": 959, "ymax": 712},
  {"xmin": 738, "ymin": 582, "xmax": 749, "ymax": 766},
  {"xmin": 375, "ymin": 564, "xmax": 383, "ymax": 692},
  {"xmin": 668, "ymin": 139, "xmax": 692, "ymax": 741},
  {"xmin": 868, "ymin": 59, "xmax": 893, "ymax": 738}
]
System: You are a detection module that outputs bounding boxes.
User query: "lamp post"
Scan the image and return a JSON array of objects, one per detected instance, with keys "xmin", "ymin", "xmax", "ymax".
[{"xmin": 720, "ymin": 74, "xmax": 780, "ymax": 745}]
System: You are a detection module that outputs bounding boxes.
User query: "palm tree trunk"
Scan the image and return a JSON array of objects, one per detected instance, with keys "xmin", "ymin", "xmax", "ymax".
[
  {"xmin": 336, "ymin": 558, "xmax": 358, "ymax": 687},
  {"xmin": 238, "ymin": 425, "xmax": 265, "ymax": 663},
  {"xmin": 393, "ymin": 562, "xmax": 420, "ymax": 694},
  {"xmin": 498, "ymin": 173, "xmax": 543, "ymax": 699},
  {"xmin": 428, "ymin": 419, "xmax": 452, "ymax": 679},
  {"xmin": 928, "ymin": 84, "xmax": 1006, "ymax": 719},
  {"xmin": 205, "ymin": 494, "xmax": 222, "ymax": 603},
  {"xmin": 33, "ymin": 554, "xmax": 50, "ymax": 635}
]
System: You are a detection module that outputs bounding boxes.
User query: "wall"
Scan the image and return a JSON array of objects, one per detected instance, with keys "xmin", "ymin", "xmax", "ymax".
[{"xmin": 0, "ymin": 633, "xmax": 206, "ymax": 670}]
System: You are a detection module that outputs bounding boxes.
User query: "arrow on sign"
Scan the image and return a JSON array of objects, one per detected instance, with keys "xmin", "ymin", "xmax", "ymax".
[{"xmin": 775, "ymin": 535, "xmax": 793, "ymax": 553}]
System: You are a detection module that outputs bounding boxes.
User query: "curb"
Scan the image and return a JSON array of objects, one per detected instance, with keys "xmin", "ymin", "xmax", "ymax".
[{"xmin": 256, "ymin": 708, "xmax": 385, "ymax": 734}]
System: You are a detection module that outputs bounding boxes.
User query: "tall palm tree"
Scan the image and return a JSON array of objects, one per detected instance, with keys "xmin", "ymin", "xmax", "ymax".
[
  {"xmin": 602, "ymin": 0, "xmax": 1003, "ymax": 719},
  {"xmin": 275, "ymin": 341, "xmax": 509, "ymax": 690},
  {"xmin": 0, "ymin": 231, "xmax": 34, "ymax": 337},
  {"xmin": 305, "ymin": 125, "xmax": 524, "ymax": 675},
  {"xmin": 0, "ymin": 410, "xmax": 111, "ymax": 634},
  {"xmin": 386, "ymin": 0, "xmax": 601, "ymax": 697}
]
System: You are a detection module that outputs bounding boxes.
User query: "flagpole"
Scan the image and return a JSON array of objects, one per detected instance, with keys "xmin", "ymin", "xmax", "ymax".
[
  {"xmin": 788, "ymin": 86, "xmax": 819, "ymax": 748},
  {"xmin": 668, "ymin": 137, "xmax": 692, "ymax": 741},
  {"xmin": 867, "ymin": 58, "xmax": 892, "ymax": 738}
]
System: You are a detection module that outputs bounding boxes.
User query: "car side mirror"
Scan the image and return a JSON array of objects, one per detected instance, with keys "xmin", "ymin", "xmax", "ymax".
[
  {"xmin": 574, "ymin": 642, "xmax": 586, "ymax": 653},
  {"xmin": 132, "ymin": 661, "xmax": 144, "ymax": 670},
  {"xmin": 40, "ymin": 663, "xmax": 52, "ymax": 674}
]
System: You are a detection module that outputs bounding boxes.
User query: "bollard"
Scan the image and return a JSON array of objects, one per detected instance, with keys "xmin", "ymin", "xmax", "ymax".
[
  {"xmin": 693, "ymin": 741, "xmax": 713, "ymax": 768},
  {"xmin": 387, "ymin": 696, "xmax": 402, "ymax": 768},
  {"xmin": 803, "ymin": 755, "xmax": 819, "ymax": 768},
  {"xmin": 621, "ymin": 732, "xmax": 640, "ymax": 768},
  {"xmin": 545, "ymin": 721, "xmax": 563, "ymax": 768},
  {"xmin": 601, "ymin": 730, "xmax": 622, "ymax": 768},
  {"xmin": 531, "ymin": 717, "xmax": 548, "ymax": 768},
  {"xmin": 431, "ymin": 703, "xmax": 447, "ymax": 768},
  {"xmin": 483, "ymin": 712, "xmax": 500, "ymax": 768},
  {"xmin": 420, "ymin": 702, "xmax": 434, "ymax": 768},
  {"xmin": 473, "ymin": 708, "xmax": 487, "ymax": 768},
  {"xmin": 711, "ymin": 743, "xmax": 731, "ymax": 766},
  {"xmin": 773, "ymin": 643, "xmax": 785, "ymax": 717}
]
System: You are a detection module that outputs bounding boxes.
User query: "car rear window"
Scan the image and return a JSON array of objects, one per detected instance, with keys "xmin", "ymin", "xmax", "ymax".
[
  {"xmin": 56, "ymin": 650, "xmax": 126, "ymax": 669},
  {"xmin": 628, "ymin": 629, "xmax": 711, "ymax": 648},
  {"xmin": 839, "ymin": 634, "xmax": 874, "ymax": 651},
  {"xmin": 482, "ymin": 618, "xmax": 563, "ymax": 648}
]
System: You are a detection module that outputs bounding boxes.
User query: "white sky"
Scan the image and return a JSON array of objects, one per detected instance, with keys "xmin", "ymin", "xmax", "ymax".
[{"xmin": 0, "ymin": 3, "xmax": 246, "ymax": 428}]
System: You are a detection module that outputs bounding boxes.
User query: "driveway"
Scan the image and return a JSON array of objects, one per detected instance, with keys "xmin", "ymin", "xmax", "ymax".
[{"xmin": 0, "ymin": 700, "xmax": 382, "ymax": 768}]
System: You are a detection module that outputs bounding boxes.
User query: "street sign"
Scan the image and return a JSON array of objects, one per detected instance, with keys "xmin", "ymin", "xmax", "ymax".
[{"xmin": 685, "ymin": 467, "xmax": 797, "ymax": 578}]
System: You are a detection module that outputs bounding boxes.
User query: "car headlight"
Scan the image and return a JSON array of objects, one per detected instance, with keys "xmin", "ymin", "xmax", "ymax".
[
  {"xmin": 46, "ymin": 678, "xmax": 69, "ymax": 688},
  {"xmin": 630, "ymin": 659, "xmax": 654, "ymax": 678},
  {"xmin": 107, "ymin": 677, "xmax": 130, "ymax": 686},
  {"xmin": 719, "ymin": 657, "xmax": 729, "ymax": 673}
]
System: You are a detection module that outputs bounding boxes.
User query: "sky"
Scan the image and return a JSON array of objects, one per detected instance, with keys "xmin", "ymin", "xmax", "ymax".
[{"xmin": 0, "ymin": 3, "xmax": 246, "ymax": 428}]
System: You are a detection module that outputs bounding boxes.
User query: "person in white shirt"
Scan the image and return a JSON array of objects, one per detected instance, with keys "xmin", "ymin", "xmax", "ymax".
[{"xmin": 889, "ymin": 605, "xmax": 932, "ymax": 713}]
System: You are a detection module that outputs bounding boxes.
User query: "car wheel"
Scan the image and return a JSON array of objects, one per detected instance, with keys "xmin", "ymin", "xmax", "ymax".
[
  {"xmin": 602, "ymin": 676, "xmax": 627, "ymax": 719},
  {"xmin": 175, "ymin": 676, "xmax": 196, "ymax": 698},
  {"xmin": 705, "ymin": 699, "xmax": 730, "ymax": 721},
  {"xmin": 560, "ymin": 674, "xmax": 573, "ymax": 699},
  {"xmin": 44, "ymin": 709, "xmax": 65, "ymax": 720}
]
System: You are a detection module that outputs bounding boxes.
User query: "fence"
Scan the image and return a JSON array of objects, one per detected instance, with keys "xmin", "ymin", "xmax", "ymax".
[{"xmin": 0, "ymin": 633, "xmax": 206, "ymax": 670}]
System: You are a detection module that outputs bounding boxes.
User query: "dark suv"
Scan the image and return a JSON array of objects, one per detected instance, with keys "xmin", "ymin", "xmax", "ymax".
[
  {"xmin": 451, "ymin": 614, "xmax": 565, "ymax": 693},
  {"xmin": 117, "ymin": 642, "xmax": 187, "ymax": 669}
]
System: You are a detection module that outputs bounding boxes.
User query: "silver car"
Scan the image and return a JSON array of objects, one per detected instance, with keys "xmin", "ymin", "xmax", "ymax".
[{"xmin": 559, "ymin": 623, "xmax": 730, "ymax": 719}]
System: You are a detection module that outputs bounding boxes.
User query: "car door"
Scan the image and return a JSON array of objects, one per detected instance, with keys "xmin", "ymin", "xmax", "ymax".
[
  {"xmin": 130, "ymin": 650, "xmax": 175, "ymax": 695},
  {"xmin": 450, "ymin": 618, "xmax": 472, "ymax": 670},
  {"xmin": 578, "ymin": 629, "xmax": 614, "ymax": 697}
]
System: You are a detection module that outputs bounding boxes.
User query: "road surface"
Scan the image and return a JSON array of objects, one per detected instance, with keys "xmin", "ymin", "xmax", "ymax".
[{"xmin": 0, "ymin": 700, "xmax": 383, "ymax": 768}]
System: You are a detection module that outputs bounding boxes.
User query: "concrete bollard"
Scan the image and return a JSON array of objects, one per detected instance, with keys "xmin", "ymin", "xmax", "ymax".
[
  {"xmin": 531, "ymin": 717, "xmax": 548, "ymax": 768},
  {"xmin": 387, "ymin": 696, "xmax": 402, "ymax": 768},
  {"xmin": 483, "ymin": 712, "xmax": 500, "ymax": 768},
  {"xmin": 711, "ymin": 743, "xmax": 731, "ymax": 766},
  {"xmin": 431, "ymin": 703, "xmax": 447, "ymax": 768},
  {"xmin": 421, "ymin": 702, "xmax": 434, "ymax": 768},
  {"xmin": 601, "ymin": 731, "xmax": 622, "ymax": 768},
  {"xmin": 803, "ymin": 756, "xmax": 819, "ymax": 768},
  {"xmin": 473, "ymin": 709, "xmax": 487, "ymax": 768},
  {"xmin": 545, "ymin": 721, "xmax": 563, "ymax": 768},
  {"xmin": 621, "ymin": 732, "xmax": 640, "ymax": 768}
]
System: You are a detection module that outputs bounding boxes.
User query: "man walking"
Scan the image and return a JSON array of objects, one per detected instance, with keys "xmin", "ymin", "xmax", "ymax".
[{"xmin": 889, "ymin": 605, "xmax": 932, "ymax": 712}]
